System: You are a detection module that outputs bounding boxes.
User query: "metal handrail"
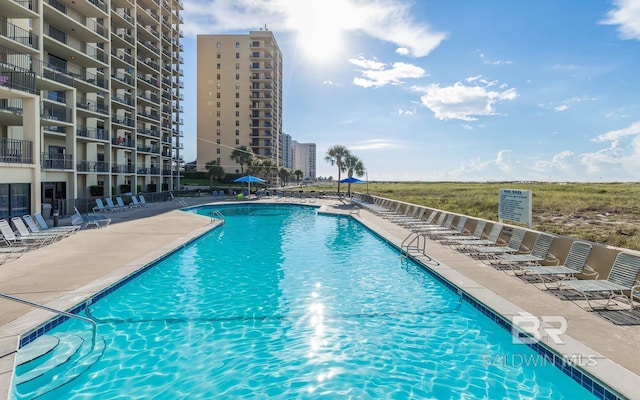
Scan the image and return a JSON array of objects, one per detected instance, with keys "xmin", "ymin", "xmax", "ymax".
[
  {"xmin": 0, "ymin": 292, "xmax": 97, "ymax": 351},
  {"xmin": 210, "ymin": 210, "xmax": 224, "ymax": 224}
]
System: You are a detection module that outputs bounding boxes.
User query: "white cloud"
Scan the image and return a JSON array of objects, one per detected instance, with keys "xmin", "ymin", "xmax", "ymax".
[
  {"xmin": 323, "ymin": 80, "xmax": 336, "ymax": 85},
  {"xmin": 350, "ymin": 57, "xmax": 427, "ymax": 88},
  {"xmin": 350, "ymin": 139, "xmax": 404, "ymax": 150},
  {"xmin": 182, "ymin": 0, "xmax": 446, "ymax": 57},
  {"xmin": 600, "ymin": 0, "xmax": 640, "ymax": 41},
  {"xmin": 581, "ymin": 121, "xmax": 640, "ymax": 175},
  {"xmin": 398, "ymin": 108, "xmax": 415, "ymax": 115},
  {"xmin": 413, "ymin": 78, "xmax": 518, "ymax": 121},
  {"xmin": 449, "ymin": 150, "xmax": 514, "ymax": 180},
  {"xmin": 554, "ymin": 105, "xmax": 569, "ymax": 112}
]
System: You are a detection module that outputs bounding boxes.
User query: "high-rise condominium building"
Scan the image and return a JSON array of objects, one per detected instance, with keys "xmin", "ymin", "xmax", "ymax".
[
  {"xmin": 0, "ymin": 0, "xmax": 184, "ymax": 219},
  {"xmin": 196, "ymin": 30, "xmax": 283, "ymax": 176},
  {"xmin": 293, "ymin": 141, "xmax": 316, "ymax": 180}
]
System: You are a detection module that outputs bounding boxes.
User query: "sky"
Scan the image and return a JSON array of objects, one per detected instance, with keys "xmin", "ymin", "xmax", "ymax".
[{"xmin": 179, "ymin": 0, "xmax": 640, "ymax": 182}]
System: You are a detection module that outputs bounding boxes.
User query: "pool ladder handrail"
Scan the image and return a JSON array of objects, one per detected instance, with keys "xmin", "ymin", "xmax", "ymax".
[
  {"xmin": 174, "ymin": 197, "xmax": 188, "ymax": 208},
  {"xmin": 0, "ymin": 292, "xmax": 98, "ymax": 352},
  {"xmin": 401, "ymin": 231, "xmax": 429, "ymax": 258},
  {"xmin": 210, "ymin": 210, "xmax": 225, "ymax": 224}
]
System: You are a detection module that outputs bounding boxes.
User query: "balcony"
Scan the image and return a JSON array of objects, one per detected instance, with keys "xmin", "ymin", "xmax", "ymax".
[
  {"xmin": 0, "ymin": 138, "xmax": 33, "ymax": 164},
  {"xmin": 77, "ymin": 125, "xmax": 108, "ymax": 141},
  {"xmin": 0, "ymin": 62, "xmax": 37, "ymax": 94},
  {"xmin": 0, "ymin": 18, "xmax": 39, "ymax": 50},
  {"xmin": 41, "ymin": 152, "xmax": 73, "ymax": 169},
  {"xmin": 112, "ymin": 163, "xmax": 136, "ymax": 173},
  {"xmin": 76, "ymin": 160, "xmax": 109, "ymax": 172}
]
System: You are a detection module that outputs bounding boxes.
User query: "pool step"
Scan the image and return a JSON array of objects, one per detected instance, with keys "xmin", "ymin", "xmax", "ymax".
[{"xmin": 12, "ymin": 332, "xmax": 105, "ymax": 399}]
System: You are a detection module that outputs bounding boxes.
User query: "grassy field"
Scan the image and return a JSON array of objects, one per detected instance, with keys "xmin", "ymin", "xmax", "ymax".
[{"xmin": 343, "ymin": 181, "xmax": 640, "ymax": 251}]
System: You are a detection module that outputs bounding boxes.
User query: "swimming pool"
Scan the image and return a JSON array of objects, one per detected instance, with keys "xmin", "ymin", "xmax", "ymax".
[{"xmin": 12, "ymin": 204, "xmax": 610, "ymax": 398}]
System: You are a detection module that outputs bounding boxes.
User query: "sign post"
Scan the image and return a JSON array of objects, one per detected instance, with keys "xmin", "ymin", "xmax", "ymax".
[{"xmin": 498, "ymin": 189, "xmax": 532, "ymax": 228}]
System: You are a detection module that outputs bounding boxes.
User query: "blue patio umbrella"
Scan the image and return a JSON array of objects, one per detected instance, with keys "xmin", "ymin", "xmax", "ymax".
[
  {"xmin": 234, "ymin": 175, "xmax": 266, "ymax": 195},
  {"xmin": 338, "ymin": 176, "xmax": 366, "ymax": 184}
]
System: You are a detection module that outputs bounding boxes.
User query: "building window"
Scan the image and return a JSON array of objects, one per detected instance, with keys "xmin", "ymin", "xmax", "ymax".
[
  {"xmin": 216, "ymin": 111, "xmax": 221, "ymax": 117},
  {"xmin": 216, "ymin": 74, "xmax": 220, "ymax": 80},
  {"xmin": 216, "ymin": 129, "xmax": 221, "ymax": 136},
  {"xmin": 235, "ymin": 74, "xmax": 239, "ymax": 80},
  {"xmin": 235, "ymin": 139, "xmax": 239, "ymax": 145},
  {"xmin": 216, "ymin": 102, "xmax": 220, "ymax": 108},
  {"xmin": 216, "ymin": 139, "xmax": 220, "ymax": 144},
  {"xmin": 216, "ymin": 92, "xmax": 220, "ymax": 99},
  {"xmin": 235, "ymin": 120, "xmax": 239, "ymax": 126},
  {"xmin": 235, "ymin": 42, "xmax": 240, "ymax": 48},
  {"xmin": 217, "ymin": 157, "xmax": 221, "ymax": 164},
  {"xmin": 216, "ymin": 148, "xmax": 220, "ymax": 154},
  {"xmin": 217, "ymin": 52, "xmax": 221, "ymax": 59},
  {"xmin": 235, "ymin": 93, "xmax": 239, "ymax": 99},
  {"xmin": 235, "ymin": 63, "xmax": 239, "ymax": 69},
  {"xmin": 235, "ymin": 52, "xmax": 239, "ymax": 59},
  {"xmin": 216, "ymin": 63, "xmax": 220, "ymax": 69},
  {"xmin": 216, "ymin": 83, "xmax": 221, "ymax": 89},
  {"xmin": 252, "ymin": 41, "xmax": 259, "ymax": 47},
  {"xmin": 235, "ymin": 111, "xmax": 239, "ymax": 117},
  {"xmin": 235, "ymin": 102, "xmax": 239, "ymax": 108},
  {"xmin": 0, "ymin": 183, "xmax": 31, "ymax": 219},
  {"xmin": 216, "ymin": 120, "xmax": 220, "ymax": 126},
  {"xmin": 216, "ymin": 41, "xmax": 221, "ymax": 48},
  {"xmin": 235, "ymin": 83, "xmax": 240, "ymax": 90}
]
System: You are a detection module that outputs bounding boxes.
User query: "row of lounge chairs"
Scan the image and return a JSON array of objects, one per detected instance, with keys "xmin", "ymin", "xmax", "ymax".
[
  {"xmin": 351, "ymin": 195, "xmax": 640, "ymax": 312},
  {"xmin": 92, "ymin": 195, "xmax": 151, "ymax": 213}
]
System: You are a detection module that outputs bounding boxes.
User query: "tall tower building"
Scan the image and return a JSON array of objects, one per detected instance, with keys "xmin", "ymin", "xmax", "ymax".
[
  {"xmin": 293, "ymin": 141, "xmax": 316, "ymax": 180},
  {"xmin": 0, "ymin": 0, "xmax": 184, "ymax": 219},
  {"xmin": 196, "ymin": 30, "xmax": 283, "ymax": 176}
]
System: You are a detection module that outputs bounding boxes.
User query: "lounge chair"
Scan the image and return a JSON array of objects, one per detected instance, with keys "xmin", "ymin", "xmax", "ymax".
[
  {"xmin": 23, "ymin": 214, "xmax": 79, "ymax": 237},
  {"xmin": 11, "ymin": 217, "xmax": 61, "ymax": 244},
  {"xmin": 559, "ymin": 252, "xmax": 640, "ymax": 310},
  {"xmin": 474, "ymin": 228, "xmax": 528, "ymax": 261},
  {"xmin": 138, "ymin": 194, "xmax": 153, "ymax": 207},
  {"xmin": 426, "ymin": 216, "xmax": 469, "ymax": 239},
  {"xmin": 442, "ymin": 220, "xmax": 487, "ymax": 244},
  {"xmin": 415, "ymin": 214, "xmax": 455, "ymax": 234},
  {"xmin": 33, "ymin": 213, "xmax": 79, "ymax": 235},
  {"xmin": 72, "ymin": 207, "xmax": 111, "ymax": 229},
  {"xmin": 494, "ymin": 232, "xmax": 558, "ymax": 269},
  {"xmin": 116, "ymin": 196, "xmax": 130, "ymax": 210},
  {"xmin": 0, "ymin": 219, "xmax": 50, "ymax": 248},
  {"xmin": 129, "ymin": 195, "xmax": 142, "ymax": 208},
  {"xmin": 453, "ymin": 223, "xmax": 505, "ymax": 252},
  {"xmin": 518, "ymin": 241, "xmax": 596, "ymax": 289},
  {"xmin": 92, "ymin": 198, "xmax": 109, "ymax": 213},
  {"xmin": 0, "ymin": 245, "xmax": 27, "ymax": 264},
  {"xmin": 105, "ymin": 197, "xmax": 125, "ymax": 212},
  {"xmin": 401, "ymin": 210, "xmax": 437, "ymax": 228},
  {"xmin": 409, "ymin": 212, "xmax": 448, "ymax": 231}
]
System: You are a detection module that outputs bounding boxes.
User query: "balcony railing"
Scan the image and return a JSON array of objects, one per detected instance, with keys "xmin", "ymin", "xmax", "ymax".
[
  {"xmin": 0, "ymin": 138, "xmax": 33, "ymax": 164},
  {"xmin": 0, "ymin": 63, "xmax": 37, "ymax": 94},
  {"xmin": 77, "ymin": 125, "xmax": 108, "ymax": 140},
  {"xmin": 77, "ymin": 160, "xmax": 109, "ymax": 172},
  {"xmin": 41, "ymin": 152, "xmax": 72, "ymax": 169},
  {"xmin": 42, "ymin": 103, "xmax": 72, "ymax": 122},
  {"xmin": 0, "ymin": 18, "xmax": 39, "ymax": 49},
  {"xmin": 112, "ymin": 164, "xmax": 136, "ymax": 173}
]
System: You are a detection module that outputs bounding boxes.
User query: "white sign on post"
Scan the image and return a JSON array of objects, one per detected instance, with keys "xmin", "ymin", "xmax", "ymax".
[{"xmin": 498, "ymin": 189, "xmax": 532, "ymax": 228}]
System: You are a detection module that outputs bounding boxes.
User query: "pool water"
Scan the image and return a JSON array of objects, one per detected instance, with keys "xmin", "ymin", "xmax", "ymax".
[{"xmin": 15, "ymin": 204, "xmax": 597, "ymax": 399}]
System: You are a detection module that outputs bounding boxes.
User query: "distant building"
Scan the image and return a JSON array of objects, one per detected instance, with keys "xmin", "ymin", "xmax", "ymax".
[
  {"xmin": 196, "ymin": 30, "xmax": 283, "ymax": 176},
  {"xmin": 293, "ymin": 141, "xmax": 316, "ymax": 180}
]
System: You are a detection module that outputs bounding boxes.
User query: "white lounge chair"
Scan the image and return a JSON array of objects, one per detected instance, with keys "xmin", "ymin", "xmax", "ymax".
[
  {"xmin": 518, "ymin": 241, "xmax": 596, "ymax": 289},
  {"xmin": 24, "ymin": 214, "xmax": 79, "ymax": 237},
  {"xmin": 453, "ymin": 223, "xmax": 505, "ymax": 252},
  {"xmin": 495, "ymin": 232, "xmax": 558, "ymax": 269},
  {"xmin": 72, "ymin": 207, "xmax": 111, "ymax": 229},
  {"xmin": 559, "ymin": 252, "xmax": 640, "ymax": 310},
  {"xmin": 0, "ymin": 219, "xmax": 50, "ymax": 248},
  {"xmin": 11, "ymin": 217, "xmax": 61, "ymax": 244},
  {"xmin": 442, "ymin": 220, "xmax": 487, "ymax": 244},
  {"xmin": 474, "ymin": 228, "xmax": 529, "ymax": 261}
]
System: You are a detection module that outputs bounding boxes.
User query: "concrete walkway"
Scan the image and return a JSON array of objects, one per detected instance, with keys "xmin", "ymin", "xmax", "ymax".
[{"xmin": 0, "ymin": 197, "xmax": 639, "ymax": 399}]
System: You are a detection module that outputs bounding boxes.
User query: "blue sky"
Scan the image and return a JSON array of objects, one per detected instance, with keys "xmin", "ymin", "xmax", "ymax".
[{"xmin": 180, "ymin": 0, "xmax": 640, "ymax": 182}]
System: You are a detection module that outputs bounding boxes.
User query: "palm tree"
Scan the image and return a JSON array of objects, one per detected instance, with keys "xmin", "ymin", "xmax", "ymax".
[
  {"xmin": 230, "ymin": 145, "xmax": 253, "ymax": 174},
  {"xmin": 343, "ymin": 153, "xmax": 365, "ymax": 197},
  {"xmin": 205, "ymin": 160, "xmax": 225, "ymax": 190},
  {"xmin": 324, "ymin": 145, "xmax": 349, "ymax": 195},
  {"xmin": 293, "ymin": 169, "xmax": 303, "ymax": 182},
  {"xmin": 278, "ymin": 168, "xmax": 290, "ymax": 186}
]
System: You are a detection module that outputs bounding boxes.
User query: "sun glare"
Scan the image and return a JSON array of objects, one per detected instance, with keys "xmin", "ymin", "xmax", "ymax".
[{"xmin": 289, "ymin": 1, "xmax": 351, "ymax": 62}]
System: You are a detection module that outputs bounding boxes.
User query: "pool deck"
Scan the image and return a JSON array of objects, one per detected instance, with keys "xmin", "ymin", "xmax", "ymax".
[{"xmin": 1, "ymin": 197, "xmax": 639, "ymax": 399}]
